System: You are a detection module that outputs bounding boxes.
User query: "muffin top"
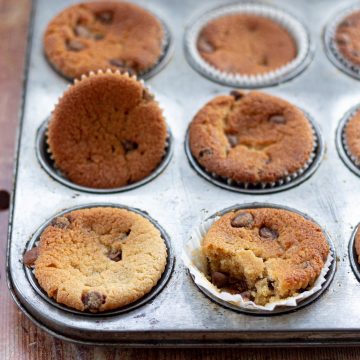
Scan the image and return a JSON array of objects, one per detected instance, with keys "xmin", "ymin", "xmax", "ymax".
[
  {"xmin": 189, "ymin": 91, "xmax": 314, "ymax": 184},
  {"xmin": 47, "ymin": 71, "xmax": 168, "ymax": 189},
  {"xmin": 335, "ymin": 11, "xmax": 360, "ymax": 67},
  {"xmin": 355, "ymin": 226, "xmax": 360, "ymax": 264},
  {"xmin": 197, "ymin": 14, "xmax": 297, "ymax": 75},
  {"xmin": 23, "ymin": 207, "xmax": 167, "ymax": 312},
  {"xmin": 344, "ymin": 109, "xmax": 360, "ymax": 164},
  {"xmin": 203, "ymin": 208, "xmax": 329, "ymax": 305},
  {"xmin": 44, "ymin": 1, "xmax": 164, "ymax": 79}
]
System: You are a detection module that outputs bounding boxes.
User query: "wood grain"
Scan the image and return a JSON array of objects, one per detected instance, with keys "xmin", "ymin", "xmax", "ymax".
[{"xmin": 0, "ymin": 0, "xmax": 358, "ymax": 358}]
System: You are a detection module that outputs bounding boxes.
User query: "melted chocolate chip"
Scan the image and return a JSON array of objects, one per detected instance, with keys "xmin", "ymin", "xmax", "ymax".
[
  {"xmin": 268, "ymin": 280, "xmax": 275, "ymax": 290},
  {"xmin": 23, "ymin": 247, "xmax": 39, "ymax": 267},
  {"xmin": 230, "ymin": 90, "xmax": 244, "ymax": 100},
  {"xmin": 51, "ymin": 216, "xmax": 70, "ymax": 229},
  {"xmin": 93, "ymin": 33, "xmax": 105, "ymax": 41},
  {"xmin": 211, "ymin": 271, "xmax": 228, "ymax": 288},
  {"xmin": 96, "ymin": 11, "xmax": 114, "ymax": 24},
  {"xmin": 81, "ymin": 291, "xmax": 106, "ymax": 311},
  {"xmin": 0, "ymin": 190, "xmax": 10, "ymax": 210},
  {"xmin": 75, "ymin": 25, "xmax": 92, "ymax": 38},
  {"xmin": 232, "ymin": 278, "xmax": 248, "ymax": 293},
  {"xmin": 226, "ymin": 134, "xmax": 238, "ymax": 148},
  {"xmin": 121, "ymin": 140, "xmax": 138, "ymax": 153},
  {"xmin": 231, "ymin": 212, "xmax": 254, "ymax": 228},
  {"xmin": 259, "ymin": 226, "xmax": 278, "ymax": 240},
  {"xmin": 67, "ymin": 39, "xmax": 86, "ymax": 52},
  {"xmin": 269, "ymin": 114, "xmax": 286, "ymax": 124},
  {"xmin": 108, "ymin": 249, "xmax": 122, "ymax": 262},
  {"xmin": 199, "ymin": 149, "xmax": 213, "ymax": 158},
  {"xmin": 109, "ymin": 58, "xmax": 126, "ymax": 67},
  {"xmin": 197, "ymin": 37, "xmax": 215, "ymax": 53}
]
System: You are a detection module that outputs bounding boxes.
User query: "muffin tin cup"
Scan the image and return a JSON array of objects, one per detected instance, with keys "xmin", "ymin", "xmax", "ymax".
[
  {"xmin": 36, "ymin": 119, "xmax": 173, "ymax": 193},
  {"xmin": 348, "ymin": 223, "xmax": 360, "ymax": 283},
  {"xmin": 336, "ymin": 103, "xmax": 360, "ymax": 177},
  {"xmin": 185, "ymin": 111, "xmax": 324, "ymax": 194},
  {"xmin": 23, "ymin": 203, "xmax": 175, "ymax": 317},
  {"xmin": 182, "ymin": 202, "xmax": 336, "ymax": 316},
  {"xmin": 184, "ymin": 3, "xmax": 312, "ymax": 88},
  {"xmin": 324, "ymin": 4, "xmax": 360, "ymax": 80}
]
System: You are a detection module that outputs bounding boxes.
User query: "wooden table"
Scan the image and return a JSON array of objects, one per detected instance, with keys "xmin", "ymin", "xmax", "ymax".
[{"xmin": 0, "ymin": 1, "xmax": 358, "ymax": 358}]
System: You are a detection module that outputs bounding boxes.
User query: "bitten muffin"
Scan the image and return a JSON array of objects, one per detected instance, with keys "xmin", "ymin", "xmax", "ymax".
[
  {"xmin": 335, "ymin": 11, "xmax": 360, "ymax": 67},
  {"xmin": 202, "ymin": 208, "xmax": 329, "ymax": 305},
  {"xmin": 197, "ymin": 14, "xmax": 297, "ymax": 75},
  {"xmin": 189, "ymin": 91, "xmax": 315, "ymax": 185},
  {"xmin": 47, "ymin": 71, "xmax": 168, "ymax": 189},
  {"xmin": 344, "ymin": 108, "xmax": 360, "ymax": 165},
  {"xmin": 23, "ymin": 207, "xmax": 168, "ymax": 312},
  {"xmin": 44, "ymin": 2, "xmax": 164, "ymax": 79}
]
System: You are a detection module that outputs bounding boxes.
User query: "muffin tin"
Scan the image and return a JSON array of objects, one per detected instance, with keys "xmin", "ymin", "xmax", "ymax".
[{"xmin": 7, "ymin": 0, "xmax": 360, "ymax": 347}]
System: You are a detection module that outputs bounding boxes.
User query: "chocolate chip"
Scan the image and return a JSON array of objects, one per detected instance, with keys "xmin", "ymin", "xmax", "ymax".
[
  {"xmin": 211, "ymin": 271, "xmax": 228, "ymax": 288},
  {"xmin": 0, "ymin": 190, "xmax": 10, "ymax": 210},
  {"xmin": 231, "ymin": 212, "xmax": 254, "ymax": 228},
  {"xmin": 51, "ymin": 216, "xmax": 70, "ymax": 229},
  {"xmin": 259, "ymin": 226, "xmax": 278, "ymax": 240},
  {"xmin": 226, "ymin": 134, "xmax": 238, "ymax": 148},
  {"xmin": 23, "ymin": 247, "xmax": 39, "ymax": 267},
  {"xmin": 109, "ymin": 58, "xmax": 126, "ymax": 67},
  {"xmin": 260, "ymin": 55, "xmax": 268, "ymax": 66},
  {"xmin": 230, "ymin": 90, "xmax": 244, "ymax": 101},
  {"xmin": 96, "ymin": 11, "xmax": 113, "ymax": 24},
  {"xmin": 197, "ymin": 37, "xmax": 214, "ymax": 53},
  {"xmin": 75, "ymin": 25, "xmax": 92, "ymax": 38},
  {"xmin": 81, "ymin": 291, "xmax": 106, "ymax": 312},
  {"xmin": 269, "ymin": 114, "xmax": 286, "ymax": 124},
  {"xmin": 121, "ymin": 140, "xmax": 138, "ymax": 153},
  {"xmin": 240, "ymin": 290, "xmax": 251, "ymax": 301},
  {"xmin": 268, "ymin": 280, "xmax": 275, "ymax": 290},
  {"xmin": 93, "ymin": 33, "xmax": 104, "ymax": 41},
  {"xmin": 108, "ymin": 249, "xmax": 122, "ymax": 262},
  {"xmin": 199, "ymin": 149, "xmax": 213, "ymax": 158},
  {"xmin": 67, "ymin": 39, "xmax": 85, "ymax": 52},
  {"xmin": 230, "ymin": 278, "xmax": 248, "ymax": 292}
]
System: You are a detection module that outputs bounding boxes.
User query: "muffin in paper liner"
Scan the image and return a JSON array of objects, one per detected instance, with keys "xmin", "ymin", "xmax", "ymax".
[
  {"xmin": 42, "ymin": 69, "xmax": 172, "ymax": 192},
  {"xmin": 185, "ymin": 96, "xmax": 323, "ymax": 194},
  {"xmin": 184, "ymin": 3, "xmax": 312, "ymax": 87},
  {"xmin": 182, "ymin": 207, "xmax": 334, "ymax": 312},
  {"xmin": 324, "ymin": 4, "xmax": 360, "ymax": 80}
]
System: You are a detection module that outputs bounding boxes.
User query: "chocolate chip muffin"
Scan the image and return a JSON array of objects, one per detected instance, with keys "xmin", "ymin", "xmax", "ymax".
[
  {"xmin": 47, "ymin": 71, "xmax": 168, "ymax": 189},
  {"xmin": 335, "ymin": 11, "xmax": 360, "ymax": 67},
  {"xmin": 197, "ymin": 14, "xmax": 296, "ymax": 76},
  {"xmin": 203, "ymin": 208, "xmax": 329, "ymax": 305},
  {"xmin": 189, "ymin": 91, "xmax": 315, "ymax": 185},
  {"xmin": 344, "ymin": 108, "xmax": 360, "ymax": 166},
  {"xmin": 44, "ymin": 2, "xmax": 165, "ymax": 79},
  {"xmin": 23, "ymin": 207, "xmax": 168, "ymax": 312}
]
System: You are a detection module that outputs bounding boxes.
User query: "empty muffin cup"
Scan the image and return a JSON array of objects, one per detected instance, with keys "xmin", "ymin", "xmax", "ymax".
[
  {"xmin": 182, "ymin": 203, "xmax": 335, "ymax": 315},
  {"xmin": 22, "ymin": 203, "xmax": 175, "ymax": 316},
  {"xmin": 184, "ymin": 3, "xmax": 312, "ymax": 87}
]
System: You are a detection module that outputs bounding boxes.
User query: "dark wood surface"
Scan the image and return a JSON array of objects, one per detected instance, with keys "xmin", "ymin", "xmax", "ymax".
[{"xmin": 0, "ymin": 0, "xmax": 358, "ymax": 358}]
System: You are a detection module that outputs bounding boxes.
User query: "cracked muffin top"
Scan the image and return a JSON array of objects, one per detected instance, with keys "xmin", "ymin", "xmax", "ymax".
[
  {"xmin": 47, "ymin": 71, "xmax": 168, "ymax": 189},
  {"xmin": 203, "ymin": 208, "xmax": 329, "ymax": 305},
  {"xmin": 344, "ymin": 109, "xmax": 360, "ymax": 165},
  {"xmin": 197, "ymin": 14, "xmax": 296, "ymax": 75},
  {"xmin": 189, "ymin": 91, "xmax": 314, "ymax": 184},
  {"xmin": 23, "ymin": 207, "xmax": 168, "ymax": 312},
  {"xmin": 335, "ymin": 11, "xmax": 360, "ymax": 67},
  {"xmin": 44, "ymin": 1, "xmax": 164, "ymax": 79}
]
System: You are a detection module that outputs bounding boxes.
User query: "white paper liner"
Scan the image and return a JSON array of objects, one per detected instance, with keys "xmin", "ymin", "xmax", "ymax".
[
  {"xmin": 342, "ymin": 105, "xmax": 360, "ymax": 166},
  {"xmin": 185, "ymin": 3, "xmax": 311, "ymax": 87},
  {"xmin": 182, "ymin": 211, "xmax": 333, "ymax": 312},
  {"xmin": 325, "ymin": 4, "xmax": 360, "ymax": 78}
]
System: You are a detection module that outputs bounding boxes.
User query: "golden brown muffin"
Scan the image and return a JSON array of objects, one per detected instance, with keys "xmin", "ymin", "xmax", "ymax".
[
  {"xmin": 355, "ymin": 226, "xmax": 360, "ymax": 264},
  {"xmin": 189, "ymin": 91, "xmax": 314, "ymax": 185},
  {"xmin": 44, "ymin": 2, "xmax": 164, "ymax": 79},
  {"xmin": 344, "ymin": 109, "xmax": 360, "ymax": 165},
  {"xmin": 23, "ymin": 207, "xmax": 168, "ymax": 312},
  {"xmin": 197, "ymin": 14, "xmax": 296, "ymax": 75},
  {"xmin": 47, "ymin": 71, "xmax": 168, "ymax": 189},
  {"xmin": 335, "ymin": 11, "xmax": 360, "ymax": 67},
  {"xmin": 203, "ymin": 208, "xmax": 329, "ymax": 305}
]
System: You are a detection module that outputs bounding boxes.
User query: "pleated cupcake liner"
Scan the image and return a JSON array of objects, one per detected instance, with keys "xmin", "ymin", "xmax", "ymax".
[
  {"xmin": 184, "ymin": 2, "xmax": 312, "ymax": 87},
  {"xmin": 182, "ymin": 205, "xmax": 334, "ymax": 312},
  {"xmin": 341, "ymin": 104, "xmax": 360, "ymax": 166}
]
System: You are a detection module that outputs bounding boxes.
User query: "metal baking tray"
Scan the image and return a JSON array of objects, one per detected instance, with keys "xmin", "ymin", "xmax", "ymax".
[{"xmin": 6, "ymin": 0, "xmax": 360, "ymax": 347}]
